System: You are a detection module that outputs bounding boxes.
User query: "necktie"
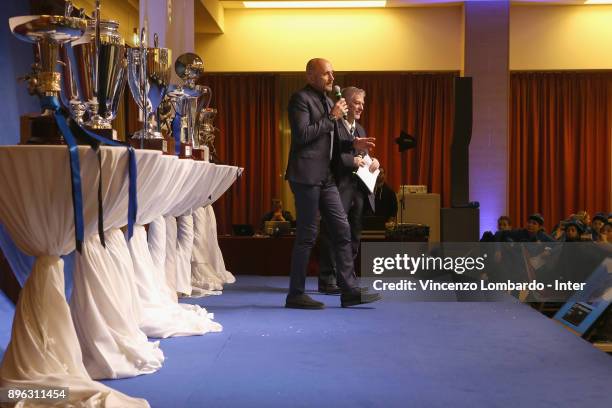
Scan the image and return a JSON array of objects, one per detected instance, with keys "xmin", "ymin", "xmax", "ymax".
[{"xmin": 321, "ymin": 95, "xmax": 334, "ymax": 160}]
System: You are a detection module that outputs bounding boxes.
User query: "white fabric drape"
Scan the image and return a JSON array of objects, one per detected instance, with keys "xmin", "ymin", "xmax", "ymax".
[
  {"xmin": 175, "ymin": 214, "xmax": 194, "ymax": 296},
  {"xmin": 128, "ymin": 159, "xmax": 224, "ymax": 338},
  {"xmin": 69, "ymin": 149, "xmax": 165, "ymax": 380},
  {"xmin": 190, "ymin": 166, "xmax": 242, "ymax": 296},
  {"xmin": 129, "ymin": 224, "xmax": 221, "ymax": 338},
  {"xmin": 163, "ymin": 215, "xmax": 179, "ymax": 296},
  {"xmin": 191, "ymin": 206, "xmax": 235, "ymax": 296},
  {"xmin": 70, "ymin": 231, "xmax": 164, "ymax": 380},
  {"xmin": 0, "ymin": 146, "xmax": 148, "ymax": 407}
]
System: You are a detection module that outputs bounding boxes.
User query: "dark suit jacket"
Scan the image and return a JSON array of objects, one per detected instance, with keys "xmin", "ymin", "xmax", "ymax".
[
  {"xmin": 334, "ymin": 121, "xmax": 375, "ymax": 212},
  {"xmin": 285, "ymin": 85, "xmax": 338, "ymax": 185}
]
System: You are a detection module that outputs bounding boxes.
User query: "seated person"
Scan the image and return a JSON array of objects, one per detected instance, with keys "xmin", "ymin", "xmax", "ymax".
[
  {"xmin": 573, "ymin": 210, "xmax": 594, "ymax": 240},
  {"xmin": 481, "ymin": 215, "xmax": 512, "ymax": 241},
  {"xmin": 260, "ymin": 198, "xmax": 295, "ymax": 230},
  {"xmin": 563, "ymin": 219, "xmax": 587, "ymax": 242},
  {"xmin": 597, "ymin": 222, "xmax": 611, "ymax": 243},
  {"xmin": 591, "ymin": 212, "xmax": 608, "ymax": 240},
  {"xmin": 497, "ymin": 213, "xmax": 555, "ymax": 242}
]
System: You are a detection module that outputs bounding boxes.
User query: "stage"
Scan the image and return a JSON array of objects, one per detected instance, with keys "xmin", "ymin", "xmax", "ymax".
[
  {"xmin": 1, "ymin": 275, "xmax": 611, "ymax": 407},
  {"xmin": 115, "ymin": 276, "xmax": 612, "ymax": 406}
]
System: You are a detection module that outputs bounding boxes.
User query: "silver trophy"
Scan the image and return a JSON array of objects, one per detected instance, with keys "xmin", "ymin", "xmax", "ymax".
[
  {"xmin": 9, "ymin": 2, "xmax": 86, "ymax": 143},
  {"xmin": 166, "ymin": 53, "xmax": 211, "ymax": 158},
  {"xmin": 167, "ymin": 88, "xmax": 198, "ymax": 158},
  {"xmin": 65, "ymin": 14, "xmax": 127, "ymax": 132},
  {"xmin": 127, "ymin": 31, "xmax": 172, "ymax": 142}
]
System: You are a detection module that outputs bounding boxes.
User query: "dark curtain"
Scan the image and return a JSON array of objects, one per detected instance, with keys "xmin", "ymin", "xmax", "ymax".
[
  {"xmin": 199, "ymin": 74, "xmax": 280, "ymax": 234},
  {"xmin": 509, "ymin": 72, "xmax": 612, "ymax": 231}
]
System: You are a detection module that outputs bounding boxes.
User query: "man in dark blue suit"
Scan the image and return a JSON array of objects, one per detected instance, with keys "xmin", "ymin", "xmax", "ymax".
[
  {"xmin": 285, "ymin": 58, "xmax": 381, "ymax": 309},
  {"xmin": 318, "ymin": 87, "xmax": 379, "ymax": 294}
]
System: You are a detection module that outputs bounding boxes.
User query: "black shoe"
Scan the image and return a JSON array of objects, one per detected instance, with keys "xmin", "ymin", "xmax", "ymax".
[
  {"xmin": 341, "ymin": 291, "xmax": 382, "ymax": 308},
  {"xmin": 318, "ymin": 280, "xmax": 341, "ymax": 295},
  {"xmin": 286, "ymin": 294, "xmax": 325, "ymax": 309}
]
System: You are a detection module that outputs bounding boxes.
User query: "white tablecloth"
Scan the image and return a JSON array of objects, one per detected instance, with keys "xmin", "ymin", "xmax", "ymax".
[
  {"xmin": 69, "ymin": 148, "xmax": 165, "ymax": 380},
  {"xmin": 191, "ymin": 206, "xmax": 236, "ymax": 296},
  {"xmin": 0, "ymin": 145, "xmax": 149, "ymax": 407},
  {"xmin": 127, "ymin": 159, "xmax": 235, "ymax": 338},
  {"xmin": 190, "ymin": 166, "xmax": 242, "ymax": 296}
]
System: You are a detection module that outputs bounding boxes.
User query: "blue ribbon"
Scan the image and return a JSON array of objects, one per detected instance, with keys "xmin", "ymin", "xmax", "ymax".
[
  {"xmin": 40, "ymin": 96, "xmax": 138, "ymax": 245},
  {"xmin": 172, "ymin": 113, "xmax": 182, "ymax": 156},
  {"xmin": 74, "ymin": 123, "xmax": 138, "ymax": 240},
  {"xmin": 41, "ymin": 96, "xmax": 84, "ymax": 252}
]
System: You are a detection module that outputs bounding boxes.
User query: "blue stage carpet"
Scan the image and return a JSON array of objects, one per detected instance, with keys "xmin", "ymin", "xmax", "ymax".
[{"xmin": 95, "ymin": 275, "xmax": 612, "ymax": 408}]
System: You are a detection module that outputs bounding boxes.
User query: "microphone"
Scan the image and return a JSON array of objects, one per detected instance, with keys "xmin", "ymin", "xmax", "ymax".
[{"xmin": 332, "ymin": 85, "xmax": 347, "ymax": 120}]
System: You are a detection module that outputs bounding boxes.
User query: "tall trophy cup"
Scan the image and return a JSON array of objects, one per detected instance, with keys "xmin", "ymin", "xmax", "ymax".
[
  {"xmin": 168, "ymin": 53, "xmax": 211, "ymax": 160},
  {"xmin": 167, "ymin": 88, "xmax": 197, "ymax": 159},
  {"xmin": 9, "ymin": 3, "xmax": 86, "ymax": 144},
  {"xmin": 64, "ymin": 10, "xmax": 127, "ymax": 139},
  {"xmin": 127, "ymin": 31, "xmax": 172, "ymax": 152}
]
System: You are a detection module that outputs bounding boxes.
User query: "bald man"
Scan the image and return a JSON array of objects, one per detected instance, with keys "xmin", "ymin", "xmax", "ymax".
[{"xmin": 284, "ymin": 58, "xmax": 381, "ymax": 309}]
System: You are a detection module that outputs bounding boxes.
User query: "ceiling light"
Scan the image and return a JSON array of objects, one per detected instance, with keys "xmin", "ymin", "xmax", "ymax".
[{"xmin": 243, "ymin": 1, "xmax": 387, "ymax": 9}]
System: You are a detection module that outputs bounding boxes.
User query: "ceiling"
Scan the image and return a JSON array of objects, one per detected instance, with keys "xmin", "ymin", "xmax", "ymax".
[
  {"xmin": 219, "ymin": 0, "xmax": 606, "ymax": 8},
  {"xmin": 194, "ymin": 0, "xmax": 611, "ymax": 34}
]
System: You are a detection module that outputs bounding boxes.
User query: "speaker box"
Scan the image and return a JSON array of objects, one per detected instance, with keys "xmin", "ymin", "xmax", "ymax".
[
  {"xmin": 451, "ymin": 77, "xmax": 473, "ymax": 207},
  {"xmin": 441, "ymin": 208, "xmax": 480, "ymax": 242}
]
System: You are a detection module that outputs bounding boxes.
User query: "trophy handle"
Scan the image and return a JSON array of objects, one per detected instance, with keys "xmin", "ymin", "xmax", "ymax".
[{"xmin": 197, "ymin": 85, "xmax": 212, "ymax": 110}]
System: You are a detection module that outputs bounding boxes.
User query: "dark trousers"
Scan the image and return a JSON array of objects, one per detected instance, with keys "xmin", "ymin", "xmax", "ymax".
[
  {"xmin": 319, "ymin": 179, "xmax": 364, "ymax": 284},
  {"xmin": 289, "ymin": 176, "xmax": 358, "ymax": 295}
]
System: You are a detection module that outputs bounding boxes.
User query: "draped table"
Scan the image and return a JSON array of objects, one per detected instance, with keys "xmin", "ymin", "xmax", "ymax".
[
  {"xmin": 127, "ymin": 159, "xmax": 241, "ymax": 338},
  {"xmin": 69, "ymin": 148, "xmax": 165, "ymax": 380},
  {"xmin": 191, "ymin": 166, "xmax": 243, "ymax": 295},
  {"xmin": 168, "ymin": 164, "xmax": 242, "ymax": 297},
  {"xmin": 0, "ymin": 145, "xmax": 149, "ymax": 407}
]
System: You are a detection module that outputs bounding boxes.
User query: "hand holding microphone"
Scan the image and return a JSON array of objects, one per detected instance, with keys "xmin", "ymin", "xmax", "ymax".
[{"xmin": 331, "ymin": 85, "xmax": 348, "ymax": 120}]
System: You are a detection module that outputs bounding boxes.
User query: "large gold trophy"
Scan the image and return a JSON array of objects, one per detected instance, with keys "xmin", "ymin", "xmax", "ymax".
[{"xmin": 9, "ymin": 2, "xmax": 86, "ymax": 144}]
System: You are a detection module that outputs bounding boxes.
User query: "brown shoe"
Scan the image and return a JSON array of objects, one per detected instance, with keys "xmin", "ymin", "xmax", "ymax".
[
  {"xmin": 285, "ymin": 294, "xmax": 325, "ymax": 309},
  {"xmin": 318, "ymin": 280, "xmax": 342, "ymax": 295},
  {"xmin": 341, "ymin": 291, "xmax": 382, "ymax": 308}
]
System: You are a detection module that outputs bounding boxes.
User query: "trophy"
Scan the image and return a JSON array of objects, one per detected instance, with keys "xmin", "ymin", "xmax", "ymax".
[
  {"xmin": 167, "ymin": 53, "xmax": 211, "ymax": 160},
  {"xmin": 197, "ymin": 107, "xmax": 219, "ymax": 162},
  {"xmin": 63, "ymin": 8, "xmax": 128, "ymax": 139},
  {"xmin": 9, "ymin": 1, "xmax": 86, "ymax": 144},
  {"xmin": 127, "ymin": 31, "xmax": 172, "ymax": 152},
  {"xmin": 167, "ymin": 89, "xmax": 198, "ymax": 159}
]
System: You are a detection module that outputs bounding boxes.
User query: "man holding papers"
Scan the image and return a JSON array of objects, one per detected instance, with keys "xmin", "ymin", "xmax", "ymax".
[{"xmin": 319, "ymin": 86, "xmax": 380, "ymax": 294}]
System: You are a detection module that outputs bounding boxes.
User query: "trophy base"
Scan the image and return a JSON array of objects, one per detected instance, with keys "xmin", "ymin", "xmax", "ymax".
[
  {"xmin": 84, "ymin": 126, "xmax": 117, "ymax": 141},
  {"xmin": 20, "ymin": 114, "xmax": 64, "ymax": 145},
  {"xmin": 129, "ymin": 136, "xmax": 175, "ymax": 155},
  {"xmin": 179, "ymin": 142, "xmax": 193, "ymax": 159},
  {"xmin": 192, "ymin": 147, "xmax": 209, "ymax": 162}
]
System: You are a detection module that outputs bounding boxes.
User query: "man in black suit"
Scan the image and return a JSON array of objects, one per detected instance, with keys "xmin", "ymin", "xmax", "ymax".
[
  {"xmin": 318, "ymin": 87, "xmax": 379, "ymax": 294},
  {"xmin": 285, "ymin": 58, "xmax": 381, "ymax": 309}
]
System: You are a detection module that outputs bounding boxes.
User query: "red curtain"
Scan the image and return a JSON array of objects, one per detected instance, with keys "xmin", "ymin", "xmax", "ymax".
[
  {"xmin": 342, "ymin": 73, "xmax": 457, "ymax": 207},
  {"xmin": 200, "ymin": 72, "xmax": 455, "ymax": 233},
  {"xmin": 199, "ymin": 74, "xmax": 280, "ymax": 234},
  {"xmin": 509, "ymin": 72, "xmax": 612, "ymax": 231}
]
